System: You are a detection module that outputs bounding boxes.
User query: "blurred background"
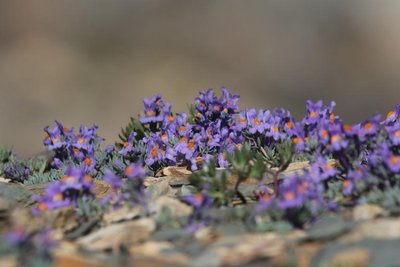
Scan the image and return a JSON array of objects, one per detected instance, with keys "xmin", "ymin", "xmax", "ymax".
[{"xmin": 1, "ymin": 1, "xmax": 400, "ymax": 157}]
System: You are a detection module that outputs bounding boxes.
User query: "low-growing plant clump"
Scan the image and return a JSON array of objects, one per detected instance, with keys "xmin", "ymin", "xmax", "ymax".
[{"xmin": 1, "ymin": 87, "xmax": 400, "ymax": 266}]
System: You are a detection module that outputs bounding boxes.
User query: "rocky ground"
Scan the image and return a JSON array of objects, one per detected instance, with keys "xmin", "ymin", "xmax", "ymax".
[{"xmin": 0, "ymin": 162, "xmax": 399, "ymax": 267}]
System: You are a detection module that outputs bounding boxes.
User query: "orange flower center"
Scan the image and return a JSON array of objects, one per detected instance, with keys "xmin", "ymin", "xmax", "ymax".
[
  {"xmin": 77, "ymin": 137, "xmax": 85, "ymax": 144},
  {"xmin": 168, "ymin": 115, "xmax": 174, "ymax": 122},
  {"xmin": 125, "ymin": 166, "xmax": 134, "ymax": 176},
  {"xmin": 195, "ymin": 157, "xmax": 203, "ymax": 164},
  {"xmin": 285, "ymin": 121, "xmax": 294, "ymax": 129},
  {"xmin": 293, "ymin": 137, "xmax": 301, "ymax": 144},
  {"xmin": 236, "ymin": 143, "xmax": 242, "ymax": 150},
  {"xmin": 364, "ymin": 123, "xmax": 373, "ymax": 130},
  {"xmin": 188, "ymin": 139, "xmax": 195, "ymax": 150},
  {"xmin": 52, "ymin": 137, "xmax": 61, "ymax": 143},
  {"xmin": 329, "ymin": 113, "xmax": 335, "ymax": 122},
  {"xmin": 194, "ymin": 193, "xmax": 203, "ymax": 202},
  {"xmin": 38, "ymin": 203, "xmax": 47, "ymax": 211},
  {"xmin": 180, "ymin": 137, "xmax": 187, "ymax": 143},
  {"xmin": 261, "ymin": 194, "xmax": 270, "ymax": 202},
  {"xmin": 271, "ymin": 126, "xmax": 279, "ymax": 132},
  {"xmin": 331, "ymin": 135, "xmax": 341, "ymax": 143},
  {"xmin": 343, "ymin": 180, "xmax": 350, "ymax": 188},
  {"xmin": 73, "ymin": 148, "xmax": 80, "ymax": 154},
  {"xmin": 239, "ymin": 117, "xmax": 246, "ymax": 124},
  {"xmin": 222, "ymin": 108, "xmax": 228, "ymax": 113},
  {"xmin": 84, "ymin": 157, "xmax": 92, "ymax": 166},
  {"xmin": 123, "ymin": 142, "xmax": 129, "ymax": 148},
  {"xmin": 253, "ymin": 118, "xmax": 261, "ymax": 125},
  {"xmin": 310, "ymin": 111, "xmax": 318, "ymax": 118},
  {"xmin": 151, "ymin": 145, "xmax": 159, "ymax": 158},
  {"xmin": 343, "ymin": 124, "xmax": 352, "ymax": 132},
  {"xmin": 320, "ymin": 129, "xmax": 328, "ymax": 138},
  {"xmin": 395, "ymin": 130, "xmax": 400, "ymax": 138},
  {"xmin": 61, "ymin": 175, "xmax": 75, "ymax": 182},
  {"xmin": 146, "ymin": 110, "xmax": 156, "ymax": 116},
  {"xmin": 325, "ymin": 163, "xmax": 333, "ymax": 170},
  {"xmin": 53, "ymin": 193, "xmax": 63, "ymax": 201},
  {"xmin": 179, "ymin": 125, "xmax": 186, "ymax": 132},
  {"xmin": 284, "ymin": 191, "xmax": 295, "ymax": 200},
  {"xmin": 297, "ymin": 182, "xmax": 309, "ymax": 194},
  {"xmin": 84, "ymin": 175, "xmax": 92, "ymax": 182},
  {"xmin": 214, "ymin": 106, "xmax": 220, "ymax": 111},
  {"xmin": 387, "ymin": 110, "xmax": 395, "ymax": 119},
  {"xmin": 390, "ymin": 155, "xmax": 399, "ymax": 165}
]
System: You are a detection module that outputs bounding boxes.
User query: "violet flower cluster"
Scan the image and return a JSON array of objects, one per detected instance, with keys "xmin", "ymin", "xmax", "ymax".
[
  {"xmin": 31, "ymin": 88, "xmax": 400, "ymax": 230},
  {"xmin": 32, "ymin": 167, "xmax": 95, "ymax": 215},
  {"xmin": 119, "ymin": 88, "xmax": 243, "ymax": 171},
  {"xmin": 102, "ymin": 162, "xmax": 149, "ymax": 211},
  {"xmin": 183, "ymin": 191, "xmax": 213, "ymax": 232},
  {"xmin": 253, "ymin": 100, "xmax": 400, "ymax": 225},
  {"xmin": 43, "ymin": 121, "xmax": 103, "ymax": 173},
  {"xmin": 2, "ymin": 228, "xmax": 55, "ymax": 266}
]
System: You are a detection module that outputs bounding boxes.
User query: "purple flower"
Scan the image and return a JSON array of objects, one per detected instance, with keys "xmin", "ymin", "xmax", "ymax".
[
  {"xmin": 221, "ymin": 87, "xmax": 240, "ymax": 112},
  {"xmin": 278, "ymin": 174, "xmax": 307, "ymax": 209},
  {"xmin": 103, "ymin": 164, "xmax": 148, "ymax": 209},
  {"xmin": 265, "ymin": 122, "xmax": 285, "ymax": 141},
  {"xmin": 292, "ymin": 135, "xmax": 306, "ymax": 151},
  {"xmin": 247, "ymin": 109, "xmax": 268, "ymax": 134},
  {"xmin": 328, "ymin": 133, "xmax": 348, "ymax": 152},
  {"xmin": 342, "ymin": 179, "xmax": 354, "ymax": 196},
  {"xmin": 184, "ymin": 191, "xmax": 213, "ymax": 231},
  {"xmin": 342, "ymin": 123, "xmax": 358, "ymax": 137},
  {"xmin": 190, "ymin": 153, "xmax": 212, "ymax": 171},
  {"xmin": 185, "ymin": 192, "xmax": 212, "ymax": 208},
  {"xmin": 385, "ymin": 122, "xmax": 400, "ymax": 146},
  {"xmin": 382, "ymin": 104, "xmax": 400, "ymax": 125},
  {"xmin": 381, "ymin": 147, "xmax": 400, "ymax": 173},
  {"xmin": 105, "ymin": 144, "xmax": 115, "ymax": 154},
  {"xmin": 141, "ymin": 132, "xmax": 173, "ymax": 166},
  {"xmin": 302, "ymin": 100, "xmax": 323, "ymax": 125},
  {"xmin": 119, "ymin": 131, "xmax": 137, "ymax": 155},
  {"xmin": 140, "ymin": 94, "xmax": 169, "ymax": 124},
  {"xmin": 175, "ymin": 136, "xmax": 197, "ymax": 161},
  {"xmin": 124, "ymin": 163, "xmax": 148, "ymax": 179},
  {"xmin": 310, "ymin": 157, "xmax": 339, "ymax": 182},
  {"xmin": 4, "ymin": 227, "xmax": 28, "ymax": 246},
  {"xmin": 255, "ymin": 184, "xmax": 274, "ymax": 212},
  {"xmin": 357, "ymin": 114, "xmax": 381, "ymax": 142},
  {"xmin": 32, "ymin": 167, "xmax": 95, "ymax": 215},
  {"xmin": 104, "ymin": 169, "xmax": 123, "ymax": 189},
  {"xmin": 74, "ymin": 124, "xmax": 102, "ymax": 151},
  {"xmin": 276, "ymin": 172, "xmax": 326, "ymax": 215},
  {"xmin": 43, "ymin": 121, "xmax": 67, "ymax": 151}
]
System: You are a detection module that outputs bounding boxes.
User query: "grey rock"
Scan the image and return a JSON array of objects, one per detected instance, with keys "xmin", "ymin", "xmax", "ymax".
[
  {"xmin": 177, "ymin": 185, "xmax": 197, "ymax": 197},
  {"xmin": 312, "ymin": 239, "xmax": 400, "ymax": 267},
  {"xmin": 77, "ymin": 218, "xmax": 155, "ymax": 252},
  {"xmin": 353, "ymin": 204, "xmax": 386, "ymax": 221},
  {"xmin": 169, "ymin": 178, "xmax": 191, "ymax": 187},
  {"xmin": 152, "ymin": 228, "xmax": 192, "ymax": 242},
  {"xmin": 191, "ymin": 233, "xmax": 286, "ymax": 267},
  {"xmin": 305, "ymin": 216, "xmax": 354, "ymax": 241}
]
